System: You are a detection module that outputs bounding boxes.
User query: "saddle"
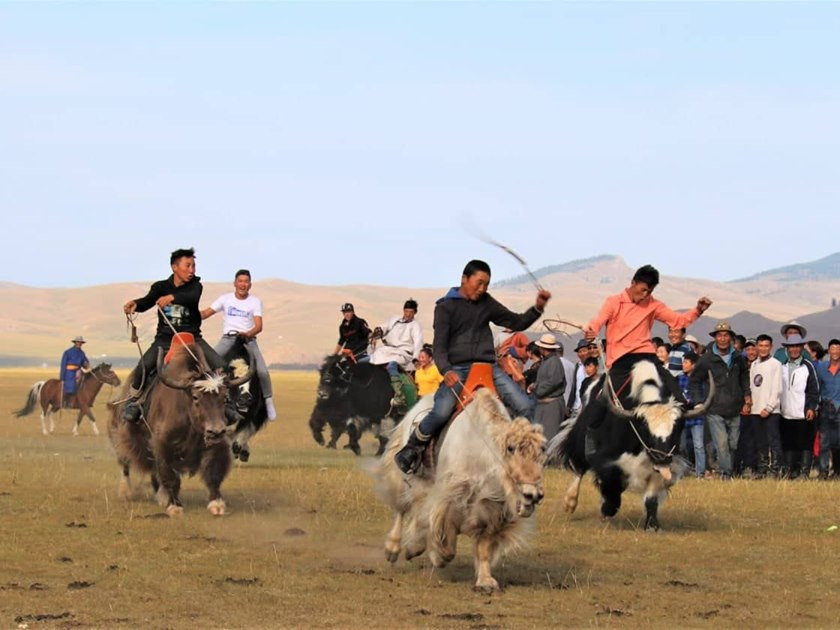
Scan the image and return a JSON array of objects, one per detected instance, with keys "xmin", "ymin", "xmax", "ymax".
[
  {"xmin": 132, "ymin": 334, "xmax": 196, "ymax": 422},
  {"xmin": 419, "ymin": 363, "xmax": 497, "ymax": 474}
]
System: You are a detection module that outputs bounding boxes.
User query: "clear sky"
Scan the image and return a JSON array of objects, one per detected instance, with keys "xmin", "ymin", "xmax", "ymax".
[{"xmin": 2, "ymin": 3, "xmax": 838, "ymax": 288}]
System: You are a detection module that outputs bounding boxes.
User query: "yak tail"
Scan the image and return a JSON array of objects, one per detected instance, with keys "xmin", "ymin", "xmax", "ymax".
[
  {"xmin": 546, "ymin": 412, "xmax": 583, "ymax": 471},
  {"xmin": 14, "ymin": 381, "xmax": 45, "ymax": 418}
]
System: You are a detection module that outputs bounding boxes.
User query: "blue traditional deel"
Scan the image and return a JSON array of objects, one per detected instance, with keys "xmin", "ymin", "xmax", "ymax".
[{"xmin": 60, "ymin": 345, "xmax": 88, "ymax": 395}]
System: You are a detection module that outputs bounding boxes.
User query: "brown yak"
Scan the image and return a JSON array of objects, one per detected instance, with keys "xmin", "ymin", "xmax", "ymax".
[{"xmin": 108, "ymin": 343, "xmax": 253, "ymax": 516}]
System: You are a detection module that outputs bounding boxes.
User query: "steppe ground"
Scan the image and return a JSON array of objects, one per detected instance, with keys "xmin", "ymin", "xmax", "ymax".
[{"xmin": 1, "ymin": 368, "xmax": 840, "ymax": 629}]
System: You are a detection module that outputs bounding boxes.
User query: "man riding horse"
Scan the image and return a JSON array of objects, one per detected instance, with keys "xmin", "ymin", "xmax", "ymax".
[
  {"xmin": 394, "ymin": 259, "xmax": 551, "ymax": 475},
  {"xmin": 121, "ymin": 247, "xmax": 226, "ymax": 423},
  {"xmin": 60, "ymin": 335, "xmax": 90, "ymax": 407}
]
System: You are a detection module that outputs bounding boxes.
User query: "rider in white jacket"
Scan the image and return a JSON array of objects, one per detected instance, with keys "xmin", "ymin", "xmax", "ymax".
[{"xmin": 370, "ymin": 299, "xmax": 424, "ymax": 415}]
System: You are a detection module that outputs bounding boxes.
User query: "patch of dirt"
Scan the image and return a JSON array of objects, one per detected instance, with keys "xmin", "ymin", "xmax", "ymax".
[
  {"xmin": 696, "ymin": 609, "xmax": 720, "ymax": 619},
  {"xmin": 665, "ymin": 579, "xmax": 700, "ymax": 589},
  {"xmin": 64, "ymin": 521, "xmax": 87, "ymax": 528},
  {"xmin": 217, "ymin": 577, "xmax": 261, "ymax": 586},
  {"xmin": 141, "ymin": 513, "xmax": 169, "ymax": 519},
  {"xmin": 184, "ymin": 535, "xmax": 218, "ymax": 542},
  {"xmin": 58, "ymin": 556, "xmax": 73, "ymax": 563},
  {"xmin": 0, "ymin": 491, "xmax": 11, "ymax": 496},
  {"xmin": 284, "ymin": 527, "xmax": 306, "ymax": 536},
  {"xmin": 347, "ymin": 568, "xmax": 376, "ymax": 575},
  {"xmin": 67, "ymin": 581, "xmax": 94, "ymax": 590},
  {"xmin": 440, "ymin": 612, "xmax": 484, "ymax": 622},
  {"xmin": 14, "ymin": 612, "xmax": 73, "ymax": 623},
  {"xmin": 29, "ymin": 583, "xmax": 49, "ymax": 591},
  {"xmin": 107, "ymin": 565, "xmax": 120, "ymax": 571},
  {"xmin": 1, "ymin": 583, "xmax": 23, "ymax": 591},
  {"xmin": 414, "ymin": 609, "xmax": 432, "ymax": 616}
]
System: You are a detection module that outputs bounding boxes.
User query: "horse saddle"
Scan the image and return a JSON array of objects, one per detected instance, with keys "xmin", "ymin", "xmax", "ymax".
[{"xmin": 418, "ymin": 363, "xmax": 498, "ymax": 475}]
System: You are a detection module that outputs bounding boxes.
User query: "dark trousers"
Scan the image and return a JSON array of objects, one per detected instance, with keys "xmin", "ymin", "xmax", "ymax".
[
  {"xmin": 733, "ymin": 415, "xmax": 756, "ymax": 472},
  {"xmin": 752, "ymin": 413, "xmax": 781, "ymax": 470},
  {"xmin": 131, "ymin": 336, "xmax": 225, "ymax": 390}
]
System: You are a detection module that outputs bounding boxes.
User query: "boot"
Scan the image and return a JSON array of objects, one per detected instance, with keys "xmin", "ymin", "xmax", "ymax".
[
  {"xmin": 394, "ymin": 430, "xmax": 428, "ymax": 475},
  {"xmin": 121, "ymin": 387, "xmax": 143, "ymax": 423},
  {"xmin": 831, "ymin": 449, "xmax": 840, "ymax": 478},
  {"xmin": 755, "ymin": 453, "xmax": 768, "ymax": 480},
  {"xmin": 800, "ymin": 450, "xmax": 814, "ymax": 480},
  {"xmin": 389, "ymin": 374, "xmax": 408, "ymax": 417},
  {"xmin": 782, "ymin": 451, "xmax": 797, "ymax": 480},
  {"xmin": 62, "ymin": 393, "xmax": 73, "ymax": 409}
]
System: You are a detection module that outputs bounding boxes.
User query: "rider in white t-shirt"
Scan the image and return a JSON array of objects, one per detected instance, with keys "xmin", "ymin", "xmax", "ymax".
[{"xmin": 201, "ymin": 269, "xmax": 276, "ymax": 420}]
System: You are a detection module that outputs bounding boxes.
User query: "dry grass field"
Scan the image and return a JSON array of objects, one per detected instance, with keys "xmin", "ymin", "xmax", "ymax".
[{"xmin": 2, "ymin": 368, "xmax": 840, "ymax": 629}]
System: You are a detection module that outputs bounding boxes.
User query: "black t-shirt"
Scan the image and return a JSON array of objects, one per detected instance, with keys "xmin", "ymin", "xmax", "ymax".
[
  {"xmin": 133, "ymin": 275, "xmax": 203, "ymax": 341},
  {"xmin": 337, "ymin": 316, "xmax": 371, "ymax": 356}
]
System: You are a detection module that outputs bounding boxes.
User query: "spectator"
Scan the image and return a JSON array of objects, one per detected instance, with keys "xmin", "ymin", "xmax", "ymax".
[
  {"xmin": 774, "ymin": 321, "xmax": 809, "ymax": 363},
  {"xmin": 685, "ymin": 334, "xmax": 704, "ymax": 355},
  {"xmin": 522, "ymin": 342, "xmax": 542, "ymax": 391},
  {"xmin": 807, "ymin": 340, "xmax": 826, "ymax": 362},
  {"xmin": 779, "ymin": 334, "xmax": 819, "ymax": 480},
  {"xmin": 529, "ymin": 334, "xmax": 566, "ymax": 441},
  {"xmin": 667, "ymin": 327, "xmax": 693, "ymax": 376},
  {"xmin": 679, "ymin": 351, "xmax": 706, "ymax": 479},
  {"xmin": 557, "ymin": 342, "xmax": 577, "ymax": 414},
  {"xmin": 569, "ymin": 339, "xmax": 591, "ymax": 419},
  {"xmin": 733, "ymin": 338, "xmax": 759, "ymax": 476},
  {"xmin": 656, "ymin": 342, "xmax": 671, "ymax": 367},
  {"xmin": 816, "ymin": 339, "xmax": 840, "ymax": 479},
  {"xmin": 415, "ymin": 345, "xmax": 444, "ymax": 397},
  {"xmin": 689, "ymin": 321, "xmax": 751, "ymax": 481},
  {"xmin": 748, "ymin": 334, "xmax": 783, "ymax": 478},
  {"xmin": 578, "ymin": 357, "xmax": 600, "ymax": 409}
]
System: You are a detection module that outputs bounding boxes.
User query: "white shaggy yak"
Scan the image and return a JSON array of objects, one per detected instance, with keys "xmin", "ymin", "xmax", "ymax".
[{"xmin": 374, "ymin": 389, "xmax": 546, "ymax": 592}]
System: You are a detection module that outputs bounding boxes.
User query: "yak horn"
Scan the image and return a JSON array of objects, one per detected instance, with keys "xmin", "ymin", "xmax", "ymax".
[
  {"xmin": 156, "ymin": 348, "xmax": 193, "ymax": 390},
  {"xmin": 192, "ymin": 343, "xmax": 213, "ymax": 374},
  {"xmin": 601, "ymin": 372, "xmax": 637, "ymax": 419},
  {"xmin": 228, "ymin": 347, "xmax": 256, "ymax": 388},
  {"xmin": 683, "ymin": 372, "xmax": 716, "ymax": 419}
]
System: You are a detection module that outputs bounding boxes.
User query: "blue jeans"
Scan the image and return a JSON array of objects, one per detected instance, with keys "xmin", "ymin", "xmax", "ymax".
[
  {"xmin": 682, "ymin": 423, "xmax": 706, "ymax": 477},
  {"xmin": 417, "ymin": 364, "xmax": 534, "ymax": 440},
  {"xmin": 706, "ymin": 414, "xmax": 740, "ymax": 475},
  {"xmin": 818, "ymin": 405, "xmax": 840, "ymax": 473}
]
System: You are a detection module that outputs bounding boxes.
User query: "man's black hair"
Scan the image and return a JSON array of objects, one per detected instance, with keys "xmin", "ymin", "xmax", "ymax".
[
  {"xmin": 829, "ymin": 338, "xmax": 840, "ymax": 348},
  {"xmin": 170, "ymin": 247, "xmax": 195, "ymax": 265},
  {"xmin": 583, "ymin": 357, "xmax": 599, "ymax": 368},
  {"xmin": 235, "ymin": 269, "xmax": 251, "ymax": 279},
  {"xmin": 463, "ymin": 259, "xmax": 491, "ymax": 278},
  {"xmin": 683, "ymin": 351, "xmax": 699, "ymax": 364},
  {"xmin": 632, "ymin": 264, "xmax": 660, "ymax": 289},
  {"xmin": 526, "ymin": 341, "xmax": 540, "ymax": 356},
  {"xmin": 669, "ymin": 327, "xmax": 686, "ymax": 334},
  {"xmin": 652, "ymin": 336, "xmax": 665, "ymax": 347},
  {"xmin": 404, "ymin": 298, "xmax": 418, "ymax": 311},
  {"xmin": 756, "ymin": 334, "xmax": 773, "ymax": 345},
  {"xmin": 735, "ymin": 334, "xmax": 747, "ymax": 346}
]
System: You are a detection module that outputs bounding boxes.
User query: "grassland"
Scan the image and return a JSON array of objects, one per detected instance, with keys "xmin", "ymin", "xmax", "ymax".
[{"xmin": 1, "ymin": 368, "xmax": 840, "ymax": 629}]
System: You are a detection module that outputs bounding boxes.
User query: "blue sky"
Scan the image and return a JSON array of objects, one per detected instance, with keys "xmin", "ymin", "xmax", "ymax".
[{"xmin": 2, "ymin": 3, "xmax": 838, "ymax": 288}]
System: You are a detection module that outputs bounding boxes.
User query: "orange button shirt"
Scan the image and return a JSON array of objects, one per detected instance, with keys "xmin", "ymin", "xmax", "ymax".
[{"xmin": 587, "ymin": 290, "xmax": 701, "ymax": 368}]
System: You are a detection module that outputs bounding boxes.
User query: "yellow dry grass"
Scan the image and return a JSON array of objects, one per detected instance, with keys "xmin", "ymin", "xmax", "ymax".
[{"xmin": 1, "ymin": 368, "xmax": 840, "ymax": 628}]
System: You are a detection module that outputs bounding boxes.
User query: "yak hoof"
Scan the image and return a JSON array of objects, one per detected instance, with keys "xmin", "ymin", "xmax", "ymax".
[
  {"xmin": 155, "ymin": 487, "xmax": 169, "ymax": 507},
  {"xmin": 238, "ymin": 449, "xmax": 250, "ymax": 463},
  {"xmin": 118, "ymin": 478, "xmax": 133, "ymax": 500},
  {"xmin": 474, "ymin": 578, "xmax": 501, "ymax": 594},
  {"xmin": 92, "ymin": 424, "xmax": 100, "ymax": 436},
  {"xmin": 343, "ymin": 443, "xmax": 361, "ymax": 456},
  {"xmin": 326, "ymin": 441, "xmax": 337, "ymax": 449},
  {"xmin": 232, "ymin": 442, "xmax": 241, "ymax": 456},
  {"xmin": 404, "ymin": 545, "xmax": 426, "ymax": 562},
  {"xmin": 166, "ymin": 504, "xmax": 184, "ymax": 517},
  {"xmin": 644, "ymin": 519, "xmax": 660, "ymax": 532},
  {"xmin": 384, "ymin": 547, "xmax": 400, "ymax": 564},
  {"xmin": 207, "ymin": 499, "xmax": 226, "ymax": 516}
]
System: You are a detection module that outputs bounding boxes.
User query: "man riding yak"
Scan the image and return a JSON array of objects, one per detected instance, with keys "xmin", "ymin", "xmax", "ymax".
[
  {"xmin": 369, "ymin": 298, "xmax": 424, "ymax": 417},
  {"xmin": 581, "ymin": 264, "xmax": 713, "ymax": 456},
  {"xmin": 121, "ymin": 247, "xmax": 226, "ymax": 423},
  {"xmin": 60, "ymin": 335, "xmax": 90, "ymax": 407},
  {"xmin": 394, "ymin": 259, "xmax": 551, "ymax": 475}
]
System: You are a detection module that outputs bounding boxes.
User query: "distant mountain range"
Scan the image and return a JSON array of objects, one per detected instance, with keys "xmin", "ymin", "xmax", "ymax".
[{"xmin": 2, "ymin": 253, "xmax": 839, "ymax": 367}]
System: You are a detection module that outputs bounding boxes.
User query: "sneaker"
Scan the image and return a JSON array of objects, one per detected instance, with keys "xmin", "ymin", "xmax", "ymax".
[{"xmin": 265, "ymin": 397, "xmax": 277, "ymax": 421}]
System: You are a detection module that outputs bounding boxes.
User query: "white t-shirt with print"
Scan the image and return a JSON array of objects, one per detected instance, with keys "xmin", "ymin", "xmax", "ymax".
[{"xmin": 210, "ymin": 293, "xmax": 263, "ymax": 334}]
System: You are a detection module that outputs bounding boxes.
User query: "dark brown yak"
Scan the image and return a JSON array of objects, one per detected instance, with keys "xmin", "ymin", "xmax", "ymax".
[
  {"xmin": 15, "ymin": 363, "xmax": 121, "ymax": 436},
  {"xmin": 108, "ymin": 344, "xmax": 254, "ymax": 516}
]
